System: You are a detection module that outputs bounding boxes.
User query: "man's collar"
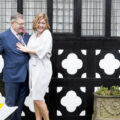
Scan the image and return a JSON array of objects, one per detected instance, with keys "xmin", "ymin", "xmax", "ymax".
[{"xmin": 10, "ymin": 27, "xmax": 18, "ymax": 36}]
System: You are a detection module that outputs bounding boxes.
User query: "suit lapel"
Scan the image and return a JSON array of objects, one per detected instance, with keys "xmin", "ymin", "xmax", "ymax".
[
  {"xmin": 8, "ymin": 29, "xmax": 19, "ymax": 43},
  {"xmin": 6, "ymin": 29, "xmax": 23, "ymax": 54},
  {"xmin": 8, "ymin": 29, "xmax": 28, "ymax": 45}
]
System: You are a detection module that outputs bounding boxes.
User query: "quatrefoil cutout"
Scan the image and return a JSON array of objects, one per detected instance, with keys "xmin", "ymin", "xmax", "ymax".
[
  {"xmin": 61, "ymin": 90, "xmax": 82, "ymax": 112},
  {"xmin": 99, "ymin": 53, "xmax": 120, "ymax": 75},
  {"xmin": 62, "ymin": 53, "xmax": 83, "ymax": 75}
]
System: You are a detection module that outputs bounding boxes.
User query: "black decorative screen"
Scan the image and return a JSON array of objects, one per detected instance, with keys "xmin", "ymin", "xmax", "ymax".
[{"xmin": 49, "ymin": 40, "xmax": 120, "ymax": 120}]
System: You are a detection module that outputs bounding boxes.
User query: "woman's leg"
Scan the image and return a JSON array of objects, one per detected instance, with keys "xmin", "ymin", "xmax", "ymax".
[
  {"xmin": 34, "ymin": 100, "xmax": 49, "ymax": 120},
  {"xmin": 34, "ymin": 101, "xmax": 42, "ymax": 120}
]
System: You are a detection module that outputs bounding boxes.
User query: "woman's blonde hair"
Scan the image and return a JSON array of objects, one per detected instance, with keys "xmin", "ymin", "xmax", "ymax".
[{"xmin": 32, "ymin": 13, "xmax": 50, "ymax": 31}]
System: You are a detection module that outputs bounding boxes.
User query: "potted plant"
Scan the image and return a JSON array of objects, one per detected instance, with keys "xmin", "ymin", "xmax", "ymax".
[{"xmin": 92, "ymin": 86, "xmax": 120, "ymax": 120}]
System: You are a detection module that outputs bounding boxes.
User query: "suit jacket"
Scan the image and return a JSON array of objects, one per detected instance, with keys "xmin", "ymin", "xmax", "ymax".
[{"xmin": 0, "ymin": 29, "xmax": 30, "ymax": 83}]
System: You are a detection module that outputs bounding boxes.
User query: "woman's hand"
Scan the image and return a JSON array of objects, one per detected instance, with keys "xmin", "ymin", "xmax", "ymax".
[{"xmin": 16, "ymin": 42, "xmax": 29, "ymax": 53}]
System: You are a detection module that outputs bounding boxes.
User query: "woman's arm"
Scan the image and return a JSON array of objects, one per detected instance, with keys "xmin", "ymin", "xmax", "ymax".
[{"xmin": 16, "ymin": 43, "xmax": 36, "ymax": 55}]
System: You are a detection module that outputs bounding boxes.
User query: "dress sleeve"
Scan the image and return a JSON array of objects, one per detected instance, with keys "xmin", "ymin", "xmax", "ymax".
[
  {"xmin": 35, "ymin": 30, "xmax": 52, "ymax": 59},
  {"xmin": 0, "ymin": 37, "xmax": 3, "ymax": 54}
]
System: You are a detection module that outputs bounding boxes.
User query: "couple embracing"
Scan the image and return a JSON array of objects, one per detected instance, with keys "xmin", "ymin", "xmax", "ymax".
[{"xmin": 0, "ymin": 12, "xmax": 52, "ymax": 120}]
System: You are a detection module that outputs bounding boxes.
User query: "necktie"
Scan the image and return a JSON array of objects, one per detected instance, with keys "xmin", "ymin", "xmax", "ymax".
[{"xmin": 17, "ymin": 34, "xmax": 26, "ymax": 46}]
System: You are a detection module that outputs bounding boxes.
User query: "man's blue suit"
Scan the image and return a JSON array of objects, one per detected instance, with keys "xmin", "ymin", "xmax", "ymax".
[{"xmin": 0, "ymin": 29, "xmax": 30, "ymax": 120}]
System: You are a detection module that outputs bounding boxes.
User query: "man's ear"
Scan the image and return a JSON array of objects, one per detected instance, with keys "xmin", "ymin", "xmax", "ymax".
[
  {"xmin": 10, "ymin": 21, "xmax": 14, "ymax": 25},
  {"xmin": 11, "ymin": 21, "xmax": 15, "ymax": 28}
]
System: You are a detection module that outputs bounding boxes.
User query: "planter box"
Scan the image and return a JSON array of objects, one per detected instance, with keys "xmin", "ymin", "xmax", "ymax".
[{"xmin": 92, "ymin": 93, "xmax": 120, "ymax": 120}]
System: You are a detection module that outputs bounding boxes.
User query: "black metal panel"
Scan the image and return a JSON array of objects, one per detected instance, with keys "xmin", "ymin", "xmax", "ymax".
[
  {"xmin": 105, "ymin": 0, "xmax": 111, "ymax": 37},
  {"xmin": 49, "ymin": 38, "xmax": 120, "ymax": 120},
  {"xmin": 17, "ymin": 0, "xmax": 23, "ymax": 13},
  {"xmin": 47, "ymin": 0, "xmax": 53, "ymax": 32},
  {"xmin": 74, "ymin": 0, "xmax": 81, "ymax": 36}
]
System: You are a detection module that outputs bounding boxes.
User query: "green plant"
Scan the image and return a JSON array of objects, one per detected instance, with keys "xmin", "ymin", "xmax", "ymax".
[{"xmin": 95, "ymin": 86, "xmax": 120, "ymax": 96}]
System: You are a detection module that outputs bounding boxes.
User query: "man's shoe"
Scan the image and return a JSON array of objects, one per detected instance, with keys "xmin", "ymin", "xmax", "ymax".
[{"xmin": 0, "ymin": 103, "xmax": 18, "ymax": 120}]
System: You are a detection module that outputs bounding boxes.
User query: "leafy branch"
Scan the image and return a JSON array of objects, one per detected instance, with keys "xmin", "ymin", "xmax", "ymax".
[{"xmin": 96, "ymin": 86, "xmax": 120, "ymax": 96}]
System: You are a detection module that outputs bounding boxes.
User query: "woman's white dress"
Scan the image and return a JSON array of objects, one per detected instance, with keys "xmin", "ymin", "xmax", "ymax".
[{"xmin": 27, "ymin": 30, "xmax": 52, "ymax": 101}]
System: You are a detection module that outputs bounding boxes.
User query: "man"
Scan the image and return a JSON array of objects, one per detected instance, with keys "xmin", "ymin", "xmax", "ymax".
[{"xmin": 0, "ymin": 13, "xmax": 30, "ymax": 120}]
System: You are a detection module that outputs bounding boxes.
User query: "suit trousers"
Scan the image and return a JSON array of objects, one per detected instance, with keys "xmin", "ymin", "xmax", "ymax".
[{"xmin": 5, "ymin": 80, "xmax": 29, "ymax": 120}]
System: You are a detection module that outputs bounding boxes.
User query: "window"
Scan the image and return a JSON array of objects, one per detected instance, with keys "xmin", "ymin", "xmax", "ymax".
[
  {"xmin": 81, "ymin": 0, "xmax": 105, "ymax": 36},
  {"xmin": 23, "ymin": 0, "xmax": 47, "ymax": 34},
  {"xmin": 111, "ymin": 0, "xmax": 120, "ymax": 36},
  {"xmin": 53, "ymin": 0, "xmax": 74, "ymax": 33},
  {"xmin": 0, "ymin": 0, "xmax": 17, "ymax": 33}
]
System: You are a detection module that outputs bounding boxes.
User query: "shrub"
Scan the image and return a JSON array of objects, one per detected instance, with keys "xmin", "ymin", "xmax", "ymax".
[{"xmin": 95, "ymin": 86, "xmax": 120, "ymax": 96}]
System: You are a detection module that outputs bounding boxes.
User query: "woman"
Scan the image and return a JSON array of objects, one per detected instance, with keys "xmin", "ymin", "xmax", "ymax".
[{"xmin": 16, "ymin": 13, "xmax": 52, "ymax": 120}]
